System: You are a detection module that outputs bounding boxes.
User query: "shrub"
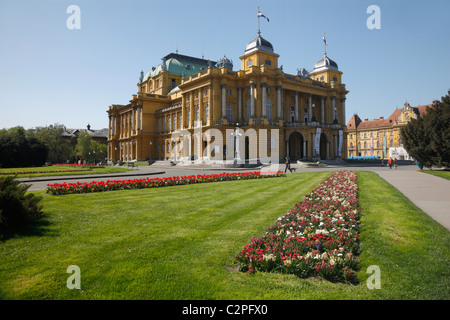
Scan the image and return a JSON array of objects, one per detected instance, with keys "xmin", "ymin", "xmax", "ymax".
[{"xmin": 0, "ymin": 176, "xmax": 44, "ymax": 236}]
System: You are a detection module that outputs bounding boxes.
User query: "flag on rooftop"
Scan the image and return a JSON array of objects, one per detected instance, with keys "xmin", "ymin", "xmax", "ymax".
[{"xmin": 258, "ymin": 10, "xmax": 269, "ymax": 22}]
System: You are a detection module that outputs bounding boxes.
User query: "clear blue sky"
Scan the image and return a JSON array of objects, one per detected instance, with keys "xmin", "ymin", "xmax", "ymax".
[{"xmin": 1, "ymin": 0, "xmax": 449, "ymax": 130}]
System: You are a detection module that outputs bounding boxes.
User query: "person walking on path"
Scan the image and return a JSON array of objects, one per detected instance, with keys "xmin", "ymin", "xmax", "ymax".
[
  {"xmin": 388, "ymin": 157, "xmax": 393, "ymax": 169},
  {"xmin": 394, "ymin": 157, "xmax": 398, "ymax": 169},
  {"xmin": 285, "ymin": 156, "xmax": 293, "ymax": 173}
]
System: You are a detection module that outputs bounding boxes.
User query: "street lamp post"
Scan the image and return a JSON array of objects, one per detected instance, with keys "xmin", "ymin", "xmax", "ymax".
[
  {"xmin": 311, "ymin": 104, "xmax": 316, "ymax": 122},
  {"xmin": 149, "ymin": 141, "xmax": 152, "ymax": 161}
]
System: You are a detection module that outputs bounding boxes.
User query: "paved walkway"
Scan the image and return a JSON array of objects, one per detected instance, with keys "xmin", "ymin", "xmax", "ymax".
[{"xmin": 376, "ymin": 169, "xmax": 450, "ymax": 231}]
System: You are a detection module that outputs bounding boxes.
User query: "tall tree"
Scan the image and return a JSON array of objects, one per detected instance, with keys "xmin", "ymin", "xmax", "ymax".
[
  {"xmin": 401, "ymin": 90, "xmax": 450, "ymax": 168},
  {"xmin": 33, "ymin": 124, "xmax": 75, "ymax": 163},
  {"xmin": 0, "ymin": 127, "xmax": 48, "ymax": 168}
]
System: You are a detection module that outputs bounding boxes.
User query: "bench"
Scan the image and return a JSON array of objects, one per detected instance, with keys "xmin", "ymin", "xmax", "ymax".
[{"xmin": 127, "ymin": 162, "xmax": 136, "ymax": 169}]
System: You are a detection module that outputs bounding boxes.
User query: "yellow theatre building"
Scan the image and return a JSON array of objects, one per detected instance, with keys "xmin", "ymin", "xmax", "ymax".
[{"xmin": 107, "ymin": 29, "xmax": 349, "ymax": 164}]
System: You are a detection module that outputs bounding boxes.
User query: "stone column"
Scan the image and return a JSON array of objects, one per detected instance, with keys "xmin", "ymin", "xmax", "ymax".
[
  {"xmin": 190, "ymin": 91, "xmax": 194, "ymax": 127},
  {"xmin": 132, "ymin": 107, "xmax": 135, "ymax": 134},
  {"xmin": 303, "ymin": 139, "xmax": 307, "ymax": 159},
  {"xmin": 331, "ymin": 96, "xmax": 336, "ymax": 122},
  {"xmin": 137, "ymin": 106, "xmax": 142, "ymax": 130},
  {"xmin": 109, "ymin": 115, "xmax": 112, "ymax": 137},
  {"xmin": 199, "ymin": 87, "xmax": 203, "ymax": 126},
  {"xmin": 286, "ymin": 139, "xmax": 289, "ymax": 157},
  {"xmin": 237, "ymin": 87, "xmax": 243, "ymax": 121},
  {"xmin": 308, "ymin": 94, "xmax": 312, "ymax": 122},
  {"xmin": 341, "ymin": 97, "xmax": 346, "ymax": 125},
  {"xmin": 221, "ymin": 83, "xmax": 226, "ymax": 119},
  {"xmin": 277, "ymin": 86, "xmax": 282, "ymax": 119},
  {"xmin": 261, "ymin": 82, "xmax": 267, "ymax": 117},
  {"xmin": 182, "ymin": 93, "xmax": 186, "ymax": 129},
  {"xmin": 321, "ymin": 96, "xmax": 325, "ymax": 124},
  {"xmin": 334, "ymin": 134, "xmax": 338, "ymax": 157},
  {"xmin": 250, "ymin": 82, "xmax": 255, "ymax": 118}
]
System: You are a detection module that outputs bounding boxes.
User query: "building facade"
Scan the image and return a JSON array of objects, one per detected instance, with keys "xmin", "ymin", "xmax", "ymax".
[
  {"xmin": 107, "ymin": 31, "xmax": 348, "ymax": 163},
  {"xmin": 346, "ymin": 102, "xmax": 431, "ymax": 160}
]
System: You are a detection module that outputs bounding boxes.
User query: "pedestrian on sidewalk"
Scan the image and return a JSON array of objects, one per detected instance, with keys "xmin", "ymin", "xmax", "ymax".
[
  {"xmin": 381, "ymin": 159, "xmax": 385, "ymax": 167},
  {"xmin": 285, "ymin": 156, "xmax": 293, "ymax": 173},
  {"xmin": 388, "ymin": 157, "xmax": 392, "ymax": 169},
  {"xmin": 394, "ymin": 157, "xmax": 398, "ymax": 169}
]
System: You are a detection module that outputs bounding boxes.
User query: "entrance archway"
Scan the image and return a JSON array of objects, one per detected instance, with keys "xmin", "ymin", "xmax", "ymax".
[
  {"xmin": 320, "ymin": 132, "xmax": 329, "ymax": 160},
  {"xmin": 289, "ymin": 132, "xmax": 304, "ymax": 161}
]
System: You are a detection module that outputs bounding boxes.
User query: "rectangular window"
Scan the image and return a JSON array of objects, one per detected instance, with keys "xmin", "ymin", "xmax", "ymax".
[
  {"xmin": 247, "ymin": 60, "xmax": 253, "ymax": 67},
  {"xmin": 171, "ymin": 79, "xmax": 176, "ymax": 88},
  {"xmin": 227, "ymin": 89, "xmax": 232, "ymax": 96},
  {"xmin": 265, "ymin": 60, "xmax": 271, "ymax": 65}
]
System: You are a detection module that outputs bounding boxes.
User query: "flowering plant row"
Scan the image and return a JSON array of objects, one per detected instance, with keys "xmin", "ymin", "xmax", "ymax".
[
  {"xmin": 0, "ymin": 169, "xmax": 92, "ymax": 175},
  {"xmin": 55, "ymin": 163, "xmax": 103, "ymax": 168},
  {"xmin": 46, "ymin": 171, "xmax": 286, "ymax": 195},
  {"xmin": 235, "ymin": 171, "xmax": 361, "ymax": 283}
]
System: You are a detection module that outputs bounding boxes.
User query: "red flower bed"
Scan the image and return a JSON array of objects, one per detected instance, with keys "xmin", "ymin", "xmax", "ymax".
[
  {"xmin": 235, "ymin": 171, "xmax": 361, "ymax": 283},
  {"xmin": 0, "ymin": 169, "xmax": 92, "ymax": 175},
  {"xmin": 46, "ymin": 171, "xmax": 285, "ymax": 195},
  {"xmin": 55, "ymin": 163, "xmax": 103, "ymax": 168}
]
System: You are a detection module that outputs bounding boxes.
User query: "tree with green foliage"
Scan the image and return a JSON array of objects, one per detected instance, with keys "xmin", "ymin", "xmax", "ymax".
[
  {"xmin": 32, "ymin": 124, "xmax": 75, "ymax": 163},
  {"xmin": 401, "ymin": 90, "xmax": 450, "ymax": 168},
  {"xmin": 0, "ymin": 127, "xmax": 48, "ymax": 168},
  {"xmin": 75, "ymin": 131, "xmax": 107, "ymax": 164}
]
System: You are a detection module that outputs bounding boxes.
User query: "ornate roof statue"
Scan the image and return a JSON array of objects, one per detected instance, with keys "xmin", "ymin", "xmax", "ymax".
[{"xmin": 216, "ymin": 55, "xmax": 233, "ymax": 70}]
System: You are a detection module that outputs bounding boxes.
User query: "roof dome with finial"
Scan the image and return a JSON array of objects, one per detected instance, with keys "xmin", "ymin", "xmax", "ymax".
[
  {"xmin": 313, "ymin": 52, "xmax": 339, "ymax": 72},
  {"xmin": 245, "ymin": 31, "xmax": 274, "ymax": 54}
]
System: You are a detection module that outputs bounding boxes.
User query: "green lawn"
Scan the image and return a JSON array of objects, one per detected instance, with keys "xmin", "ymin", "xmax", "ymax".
[
  {"xmin": 0, "ymin": 165, "xmax": 131, "ymax": 178},
  {"xmin": 0, "ymin": 171, "xmax": 448, "ymax": 300},
  {"xmin": 420, "ymin": 169, "xmax": 450, "ymax": 180}
]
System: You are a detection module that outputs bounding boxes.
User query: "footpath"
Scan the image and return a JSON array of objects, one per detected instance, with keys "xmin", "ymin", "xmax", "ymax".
[{"xmin": 376, "ymin": 169, "xmax": 450, "ymax": 231}]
